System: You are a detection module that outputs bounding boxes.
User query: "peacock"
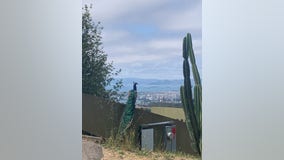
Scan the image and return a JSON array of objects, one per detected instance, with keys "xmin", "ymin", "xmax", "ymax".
[{"xmin": 118, "ymin": 82, "xmax": 138, "ymax": 137}]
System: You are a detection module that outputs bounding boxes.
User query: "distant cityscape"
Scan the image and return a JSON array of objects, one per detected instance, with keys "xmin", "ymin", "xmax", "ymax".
[
  {"xmin": 114, "ymin": 78, "xmax": 200, "ymax": 107},
  {"xmin": 118, "ymin": 91, "xmax": 182, "ymax": 107}
]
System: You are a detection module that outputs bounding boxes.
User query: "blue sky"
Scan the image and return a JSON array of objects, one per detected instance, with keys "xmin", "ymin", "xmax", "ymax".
[{"xmin": 83, "ymin": 0, "xmax": 202, "ymax": 80}]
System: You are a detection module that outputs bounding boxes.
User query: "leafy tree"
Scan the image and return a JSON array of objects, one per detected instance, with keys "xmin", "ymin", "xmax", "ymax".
[{"xmin": 82, "ymin": 5, "xmax": 122, "ymax": 101}]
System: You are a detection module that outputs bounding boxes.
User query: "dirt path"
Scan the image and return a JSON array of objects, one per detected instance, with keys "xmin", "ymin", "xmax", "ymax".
[
  {"xmin": 102, "ymin": 147, "xmax": 198, "ymax": 160},
  {"xmin": 82, "ymin": 135, "xmax": 199, "ymax": 160}
]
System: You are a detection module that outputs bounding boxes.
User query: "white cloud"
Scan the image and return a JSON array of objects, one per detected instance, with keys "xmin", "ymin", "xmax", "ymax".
[
  {"xmin": 83, "ymin": 0, "xmax": 171, "ymax": 23},
  {"xmin": 157, "ymin": 4, "xmax": 201, "ymax": 31},
  {"xmin": 147, "ymin": 38, "xmax": 202, "ymax": 54},
  {"xmin": 83, "ymin": 0, "xmax": 201, "ymax": 33},
  {"xmin": 104, "ymin": 43, "xmax": 138, "ymax": 56},
  {"xmin": 110, "ymin": 54, "xmax": 162, "ymax": 64},
  {"xmin": 102, "ymin": 30, "xmax": 130, "ymax": 43},
  {"xmin": 104, "ymin": 37, "xmax": 202, "ymax": 71},
  {"xmin": 83, "ymin": 0, "xmax": 202, "ymax": 79},
  {"xmin": 148, "ymin": 39, "xmax": 181, "ymax": 50}
]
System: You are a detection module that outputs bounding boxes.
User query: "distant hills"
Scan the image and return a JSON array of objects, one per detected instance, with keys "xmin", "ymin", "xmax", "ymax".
[{"xmin": 116, "ymin": 78, "xmax": 196, "ymax": 92}]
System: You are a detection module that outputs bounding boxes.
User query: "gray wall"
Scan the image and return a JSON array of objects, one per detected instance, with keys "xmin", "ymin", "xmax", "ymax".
[{"xmin": 82, "ymin": 94, "xmax": 196, "ymax": 154}]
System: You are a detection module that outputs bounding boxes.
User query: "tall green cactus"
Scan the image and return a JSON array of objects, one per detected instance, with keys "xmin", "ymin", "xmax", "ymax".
[{"xmin": 180, "ymin": 33, "xmax": 202, "ymax": 155}]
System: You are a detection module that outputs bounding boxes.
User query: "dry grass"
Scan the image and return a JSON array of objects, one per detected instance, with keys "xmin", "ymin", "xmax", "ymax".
[{"xmin": 102, "ymin": 129, "xmax": 200, "ymax": 160}]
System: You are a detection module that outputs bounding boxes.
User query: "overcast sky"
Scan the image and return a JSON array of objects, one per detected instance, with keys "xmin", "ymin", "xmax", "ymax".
[{"xmin": 83, "ymin": 0, "xmax": 202, "ymax": 80}]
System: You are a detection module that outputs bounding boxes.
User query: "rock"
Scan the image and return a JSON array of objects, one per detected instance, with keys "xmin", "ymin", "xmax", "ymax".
[{"xmin": 82, "ymin": 135, "xmax": 104, "ymax": 160}]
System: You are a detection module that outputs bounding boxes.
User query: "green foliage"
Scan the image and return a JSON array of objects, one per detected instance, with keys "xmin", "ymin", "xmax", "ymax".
[
  {"xmin": 180, "ymin": 33, "xmax": 202, "ymax": 155},
  {"xmin": 82, "ymin": 5, "xmax": 122, "ymax": 101}
]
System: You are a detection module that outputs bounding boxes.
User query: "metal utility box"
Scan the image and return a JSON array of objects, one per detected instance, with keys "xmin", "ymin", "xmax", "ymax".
[
  {"xmin": 164, "ymin": 125, "xmax": 176, "ymax": 152},
  {"xmin": 141, "ymin": 128, "xmax": 154, "ymax": 151},
  {"xmin": 140, "ymin": 121, "xmax": 176, "ymax": 152}
]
